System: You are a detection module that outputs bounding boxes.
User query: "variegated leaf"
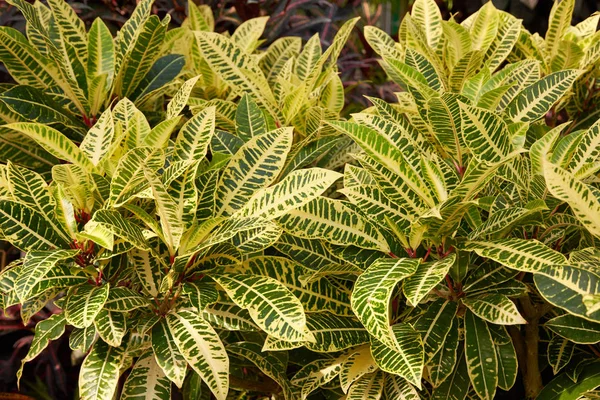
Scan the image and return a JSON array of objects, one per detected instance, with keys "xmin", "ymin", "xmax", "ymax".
[
  {"xmin": 352, "ymin": 258, "xmax": 420, "ymax": 349},
  {"xmin": 166, "ymin": 310, "xmax": 229, "ymax": 400}
]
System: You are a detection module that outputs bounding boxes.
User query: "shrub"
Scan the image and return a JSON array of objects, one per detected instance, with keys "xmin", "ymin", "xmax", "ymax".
[{"xmin": 0, "ymin": 0, "xmax": 599, "ymax": 399}]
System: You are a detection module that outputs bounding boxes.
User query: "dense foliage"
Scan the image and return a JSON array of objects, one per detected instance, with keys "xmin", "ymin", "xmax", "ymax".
[{"xmin": 0, "ymin": 0, "xmax": 599, "ymax": 399}]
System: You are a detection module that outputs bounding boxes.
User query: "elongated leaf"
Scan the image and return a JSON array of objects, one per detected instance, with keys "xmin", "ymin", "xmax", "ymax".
[
  {"xmin": 6, "ymin": 123, "xmax": 95, "ymax": 171},
  {"xmin": 352, "ymin": 258, "xmax": 420, "ymax": 349},
  {"xmin": 506, "ymin": 70, "xmax": 580, "ymax": 122},
  {"xmin": 209, "ymin": 272, "xmax": 311, "ymax": 343},
  {"xmin": 15, "ymin": 249, "xmax": 77, "ymax": 302},
  {"xmin": 151, "ymin": 318, "xmax": 187, "ymax": 388},
  {"xmin": 536, "ymin": 361, "xmax": 600, "ymax": 400},
  {"xmin": 145, "ymin": 169, "xmax": 184, "ymax": 253},
  {"xmin": 545, "ymin": 314, "xmax": 600, "ymax": 344},
  {"xmin": 17, "ymin": 313, "xmax": 66, "ymax": 382},
  {"xmin": 347, "ymin": 371, "xmax": 385, "ymax": 400},
  {"xmin": 64, "ymin": 284, "xmax": 110, "ymax": 328},
  {"xmin": 94, "ymin": 309, "xmax": 126, "ymax": 347},
  {"xmin": 195, "ymin": 32, "xmax": 276, "ymax": 111},
  {"xmin": 371, "ymin": 322, "xmax": 425, "ymax": 388},
  {"xmin": 227, "ymin": 342, "xmax": 295, "ymax": 400},
  {"xmin": 403, "ymin": 254, "xmax": 456, "ymax": 306},
  {"xmin": 465, "ymin": 238, "xmax": 568, "ymax": 273},
  {"xmin": 544, "ymin": 162, "xmax": 600, "ymax": 238},
  {"xmin": 412, "ymin": 299, "xmax": 457, "ymax": 360},
  {"xmin": 0, "ymin": 200, "xmax": 69, "ymax": 251},
  {"xmin": 463, "ymin": 294, "xmax": 527, "ymax": 325},
  {"xmin": 121, "ymin": 351, "xmax": 171, "ymax": 400},
  {"xmin": 548, "ymin": 335, "xmax": 575, "ymax": 375},
  {"xmin": 278, "ymin": 197, "xmax": 391, "ymax": 252},
  {"xmin": 241, "ymin": 256, "xmax": 353, "ymax": 316},
  {"xmin": 109, "ymin": 147, "xmax": 164, "ymax": 207},
  {"xmin": 215, "ymin": 128, "xmax": 292, "ymax": 216},
  {"xmin": 173, "ymin": 106, "xmax": 215, "ymax": 165},
  {"xmin": 291, "ymin": 357, "xmax": 344, "ymax": 399},
  {"xmin": 80, "ymin": 109, "xmax": 114, "ymax": 167},
  {"xmin": 464, "ymin": 310, "xmax": 497, "ymax": 400},
  {"xmin": 340, "ymin": 345, "xmax": 378, "ymax": 393},
  {"xmin": 166, "ymin": 310, "xmax": 229, "ymax": 400},
  {"xmin": 458, "ymin": 102, "xmax": 513, "ymax": 163},
  {"xmin": 304, "ymin": 312, "xmax": 369, "ymax": 352},
  {"xmin": 428, "ymin": 317, "xmax": 460, "ymax": 387},
  {"xmin": 235, "ymin": 168, "xmax": 341, "ymax": 219},
  {"xmin": 79, "ymin": 339, "xmax": 124, "ymax": 400}
]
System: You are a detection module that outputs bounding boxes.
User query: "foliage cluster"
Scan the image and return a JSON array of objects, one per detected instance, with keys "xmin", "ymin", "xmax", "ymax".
[{"xmin": 0, "ymin": 0, "xmax": 600, "ymax": 399}]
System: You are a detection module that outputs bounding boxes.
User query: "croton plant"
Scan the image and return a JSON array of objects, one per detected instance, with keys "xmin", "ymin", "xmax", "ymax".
[{"xmin": 0, "ymin": 0, "xmax": 599, "ymax": 399}]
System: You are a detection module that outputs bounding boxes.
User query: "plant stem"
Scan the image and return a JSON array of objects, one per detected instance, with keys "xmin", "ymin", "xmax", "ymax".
[{"xmin": 514, "ymin": 295, "xmax": 551, "ymax": 399}]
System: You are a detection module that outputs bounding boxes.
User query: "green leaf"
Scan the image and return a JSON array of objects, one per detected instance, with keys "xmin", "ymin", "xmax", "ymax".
[
  {"xmin": 431, "ymin": 348, "xmax": 470, "ymax": 400},
  {"xmin": 291, "ymin": 357, "xmax": 344, "ymax": 399},
  {"xmin": 5, "ymin": 123, "xmax": 95, "ymax": 171},
  {"xmin": 506, "ymin": 70, "xmax": 580, "ymax": 123},
  {"xmin": 339, "ymin": 345, "xmax": 378, "ymax": 393},
  {"xmin": 543, "ymin": 162, "xmax": 600, "ymax": 238},
  {"xmin": 145, "ymin": 169, "xmax": 184, "ymax": 253},
  {"xmin": 17, "ymin": 313, "xmax": 66, "ymax": 382},
  {"xmin": 464, "ymin": 310, "xmax": 497, "ymax": 400},
  {"xmin": 64, "ymin": 284, "xmax": 110, "ymax": 328},
  {"xmin": 209, "ymin": 272, "xmax": 311, "ymax": 343},
  {"xmin": 234, "ymin": 168, "xmax": 341, "ymax": 219},
  {"xmin": 103, "ymin": 286, "xmax": 148, "ymax": 311},
  {"xmin": 305, "ymin": 312, "xmax": 369, "ymax": 352},
  {"xmin": 463, "ymin": 294, "xmax": 527, "ymax": 325},
  {"xmin": 87, "ymin": 18, "xmax": 115, "ymax": 115},
  {"xmin": 93, "ymin": 210, "xmax": 152, "ymax": 252},
  {"xmin": 545, "ymin": 314, "xmax": 600, "ymax": 344},
  {"xmin": 548, "ymin": 335, "xmax": 575, "ymax": 375},
  {"xmin": 240, "ymin": 256, "xmax": 353, "ymax": 316},
  {"xmin": 458, "ymin": 102, "xmax": 513, "ymax": 163},
  {"xmin": 94, "ymin": 309, "xmax": 126, "ymax": 347},
  {"xmin": 0, "ymin": 200, "xmax": 69, "ymax": 251},
  {"xmin": 203, "ymin": 302, "xmax": 260, "ymax": 332},
  {"xmin": 411, "ymin": 0, "xmax": 443, "ymax": 48},
  {"xmin": 403, "ymin": 254, "xmax": 456, "ymax": 306},
  {"xmin": 0, "ymin": 85, "xmax": 86, "ymax": 137},
  {"xmin": 108, "ymin": 147, "xmax": 165, "ymax": 207},
  {"xmin": 231, "ymin": 16, "xmax": 268, "ymax": 53},
  {"xmin": 15, "ymin": 249, "xmax": 78, "ymax": 302},
  {"xmin": 79, "ymin": 339, "xmax": 124, "ymax": 400},
  {"xmin": 412, "ymin": 299, "xmax": 458, "ymax": 361},
  {"xmin": 167, "ymin": 75, "xmax": 200, "ymax": 119},
  {"xmin": 0, "ymin": 27, "xmax": 58, "ymax": 89},
  {"xmin": 121, "ymin": 351, "xmax": 171, "ymax": 400},
  {"xmin": 235, "ymin": 94, "xmax": 267, "ymax": 142},
  {"xmin": 172, "ymin": 106, "xmax": 215, "ymax": 165},
  {"xmin": 227, "ymin": 342, "xmax": 295, "ymax": 400},
  {"xmin": 533, "ymin": 263, "xmax": 600, "ymax": 323},
  {"xmin": 166, "ymin": 309, "xmax": 229, "ymax": 400},
  {"xmin": 215, "ymin": 128, "xmax": 292, "ymax": 216},
  {"xmin": 490, "ymin": 324, "xmax": 517, "ymax": 390},
  {"xmin": 383, "ymin": 375, "xmax": 420, "ymax": 400},
  {"xmin": 347, "ymin": 371, "xmax": 385, "ymax": 400},
  {"xmin": 371, "ymin": 322, "xmax": 425, "ymax": 388},
  {"xmin": 151, "ymin": 318, "xmax": 188, "ymax": 388},
  {"xmin": 80, "ymin": 109, "xmax": 114, "ymax": 167},
  {"xmin": 428, "ymin": 317, "xmax": 460, "ymax": 387},
  {"xmin": 352, "ymin": 258, "xmax": 420, "ymax": 349},
  {"xmin": 465, "ymin": 238, "xmax": 568, "ymax": 273},
  {"xmin": 544, "ymin": 0, "xmax": 575, "ymax": 62},
  {"xmin": 536, "ymin": 361, "xmax": 600, "ymax": 400},
  {"xmin": 278, "ymin": 197, "xmax": 391, "ymax": 252},
  {"xmin": 194, "ymin": 32, "xmax": 276, "ymax": 112}
]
